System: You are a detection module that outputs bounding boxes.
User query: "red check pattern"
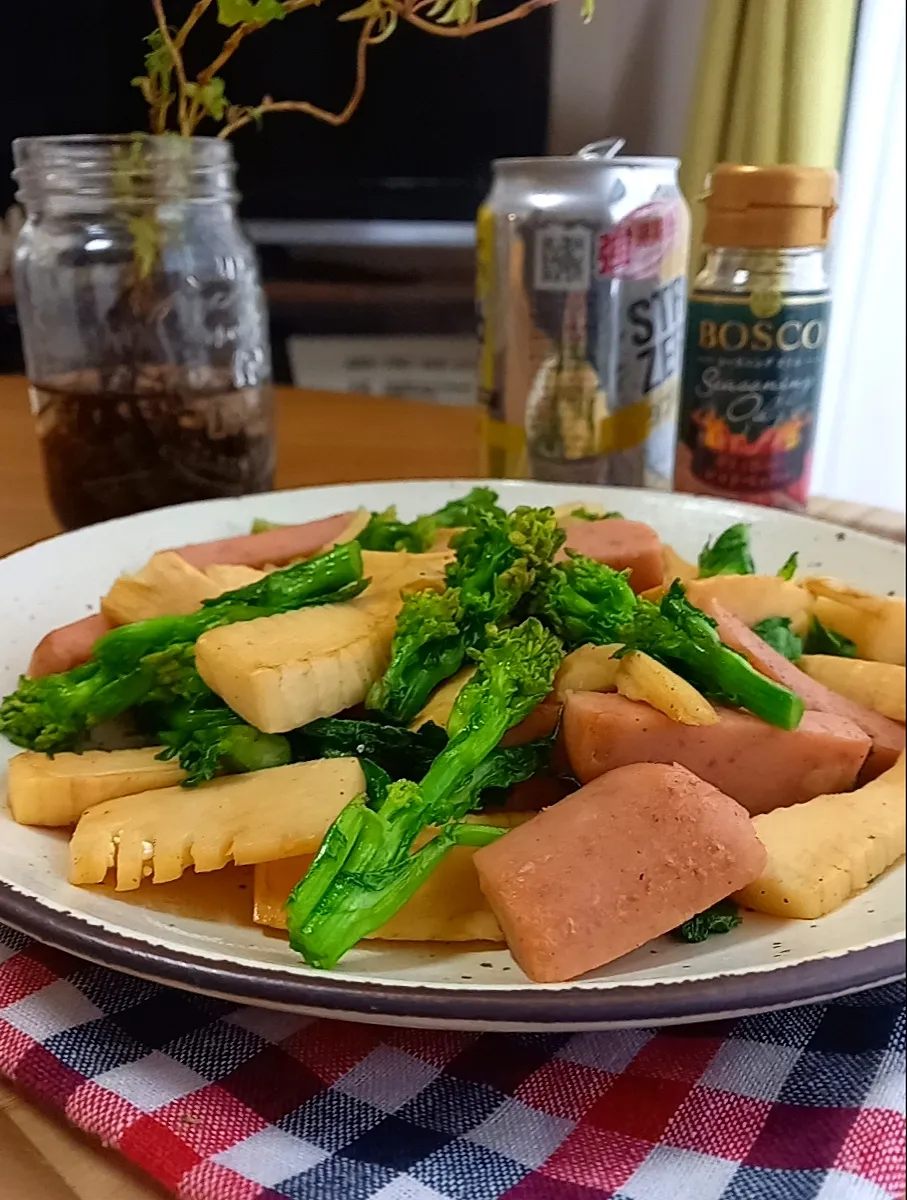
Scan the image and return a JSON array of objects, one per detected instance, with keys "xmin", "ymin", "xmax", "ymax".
[{"xmin": 1, "ymin": 926, "xmax": 904, "ymax": 1200}]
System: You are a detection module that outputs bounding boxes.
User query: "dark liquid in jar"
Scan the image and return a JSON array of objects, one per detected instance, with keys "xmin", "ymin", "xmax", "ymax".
[{"xmin": 30, "ymin": 372, "xmax": 276, "ymax": 529}]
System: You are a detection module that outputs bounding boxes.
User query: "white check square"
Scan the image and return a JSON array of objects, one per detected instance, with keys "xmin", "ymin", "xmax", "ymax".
[
  {"xmin": 3, "ymin": 979, "xmax": 102, "ymax": 1041},
  {"xmin": 335, "ymin": 1045, "xmax": 439, "ymax": 1112},
  {"xmin": 0, "ymin": 942, "xmax": 20, "ymax": 966},
  {"xmin": 558, "ymin": 1028, "xmax": 653, "ymax": 1074},
  {"xmin": 370, "ymin": 1177, "xmax": 450, "ymax": 1200},
  {"xmin": 94, "ymin": 1051, "xmax": 208, "ymax": 1111},
  {"xmin": 621, "ymin": 1145, "xmax": 738, "ymax": 1200},
  {"xmin": 468, "ymin": 1097, "xmax": 573, "ymax": 1169},
  {"xmin": 699, "ymin": 1038, "xmax": 801, "ymax": 1101},
  {"xmin": 215, "ymin": 1126, "xmax": 328, "ymax": 1186}
]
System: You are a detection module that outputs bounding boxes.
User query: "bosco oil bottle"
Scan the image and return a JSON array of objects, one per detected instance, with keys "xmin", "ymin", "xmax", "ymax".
[{"xmin": 674, "ymin": 164, "xmax": 837, "ymax": 510}]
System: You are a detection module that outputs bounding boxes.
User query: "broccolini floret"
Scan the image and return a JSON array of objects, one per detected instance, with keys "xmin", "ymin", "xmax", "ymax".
[
  {"xmin": 365, "ymin": 589, "xmax": 468, "ymax": 725},
  {"xmin": 157, "ymin": 704, "xmax": 291, "ymax": 787},
  {"xmin": 533, "ymin": 552, "xmax": 637, "ymax": 649},
  {"xmin": 367, "ymin": 506, "xmax": 564, "ymax": 726}
]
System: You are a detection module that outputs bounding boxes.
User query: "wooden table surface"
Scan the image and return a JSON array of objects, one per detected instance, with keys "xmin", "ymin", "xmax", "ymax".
[{"xmin": 0, "ymin": 373, "xmax": 902, "ymax": 1199}]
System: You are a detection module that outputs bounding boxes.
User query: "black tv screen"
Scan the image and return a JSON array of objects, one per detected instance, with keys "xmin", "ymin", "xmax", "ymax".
[{"xmin": 0, "ymin": 0, "xmax": 551, "ymax": 221}]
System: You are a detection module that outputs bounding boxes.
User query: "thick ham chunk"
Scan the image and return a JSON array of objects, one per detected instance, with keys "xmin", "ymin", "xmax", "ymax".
[
  {"xmin": 474, "ymin": 762, "xmax": 766, "ymax": 982},
  {"xmin": 561, "ymin": 518, "xmax": 663, "ymax": 593},
  {"xmin": 705, "ymin": 601, "xmax": 905, "ymax": 781},
  {"xmin": 172, "ymin": 512, "xmax": 354, "ymax": 569},
  {"xmin": 563, "ymin": 691, "xmax": 871, "ymax": 815},
  {"xmin": 28, "ymin": 613, "xmax": 111, "ymax": 678}
]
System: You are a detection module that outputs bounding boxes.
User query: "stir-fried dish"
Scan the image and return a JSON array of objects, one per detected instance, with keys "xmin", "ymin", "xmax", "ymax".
[{"xmin": 2, "ymin": 492, "xmax": 905, "ymax": 983}]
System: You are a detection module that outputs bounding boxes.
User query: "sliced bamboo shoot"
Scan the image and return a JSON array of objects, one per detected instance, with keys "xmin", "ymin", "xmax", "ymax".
[
  {"xmin": 8, "ymin": 747, "xmax": 185, "ymax": 827},
  {"xmin": 69, "ymin": 757, "xmax": 365, "ymax": 891}
]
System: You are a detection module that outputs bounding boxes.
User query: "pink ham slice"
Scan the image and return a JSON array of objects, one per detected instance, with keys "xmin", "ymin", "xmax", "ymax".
[
  {"xmin": 28, "ymin": 613, "xmax": 111, "ymax": 679},
  {"xmin": 704, "ymin": 600, "xmax": 905, "ymax": 781},
  {"xmin": 171, "ymin": 512, "xmax": 354, "ymax": 570},
  {"xmin": 474, "ymin": 762, "xmax": 766, "ymax": 983},
  {"xmin": 563, "ymin": 690, "xmax": 871, "ymax": 815},
  {"xmin": 560, "ymin": 518, "xmax": 664, "ymax": 594}
]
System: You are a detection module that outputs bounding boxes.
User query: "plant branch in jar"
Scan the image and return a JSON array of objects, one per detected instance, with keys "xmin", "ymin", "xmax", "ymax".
[{"xmin": 135, "ymin": 0, "xmax": 593, "ymax": 139}]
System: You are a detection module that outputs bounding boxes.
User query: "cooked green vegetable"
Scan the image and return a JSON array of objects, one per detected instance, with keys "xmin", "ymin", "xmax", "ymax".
[
  {"xmin": 777, "ymin": 551, "xmax": 799, "ymax": 581},
  {"xmin": 429, "ymin": 486, "xmax": 502, "ymax": 530},
  {"xmin": 286, "ymin": 618, "xmax": 563, "ymax": 968},
  {"xmin": 673, "ymin": 900, "xmax": 742, "ymax": 943},
  {"xmin": 632, "ymin": 583, "xmax": 805, "ymax": 730},
  {"xmin": 367, "ymin": 506, "xmax": 564, "ymax": 725},
  {"xmin": 752, "ymin": 617, "xmax": 804, "ymax": 662},
  {"xmin": 466, "ymin": 735, "xmax": 556, "ymax": 811},
  {"xmin": 445, "ymin": 504, "xmax": 565, "ymax": 629},
  {"xmin": 803, "ymin": 616, "xmax": 859, "ymax": 659},
  {"xmin": 357, "ymin": 506, "xmax": 431, "ymax": 553},
  {"xmin": 534, "ymin": 551, "xmax": 637, "ymax": 648},
  {"xmin": 292, "ymin": 717, "xmax": 448, "ymax": 780},
  {"xmin": 250, "ymin": 517, "xmax": 284, "ymax": 533},
  {"xmin": 0, "ymin": 544, "xmax": 365, "ymax": 753},
  {"xmin": 293, "ymin": 715, "xmax": 551, "ymax": 803},
  {"xmin": 358, "ymin": 487, "xmax": 503, "ymax": 554},
  {"xmin": 365, "ymin": 589, "xmax": 468, "ymax": 725},
  {"xmin": 158, "ymin": 705, "xmax": 291, "ymax": 787},
  {"xmin": 698, "ymin": 524, "xmax": 756, "ymax": 578},
  {"xmin": 144, "ymin": 641, "xmax": 291, "ymax": 786}
]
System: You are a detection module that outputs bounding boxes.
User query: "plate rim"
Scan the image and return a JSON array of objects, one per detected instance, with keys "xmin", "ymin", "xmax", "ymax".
[
  {"xmin": 1, "ymin": 480, "xmax": 904, "ymax": 1028},
  {"xmin": 0, "ymin": 880, "xmax": 902, "ymax": 1028}
]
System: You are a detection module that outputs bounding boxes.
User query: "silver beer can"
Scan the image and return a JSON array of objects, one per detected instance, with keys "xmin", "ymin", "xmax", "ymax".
[{"xmin": 476, "ymin": 152, "xmax": 690, "ymax": 488}]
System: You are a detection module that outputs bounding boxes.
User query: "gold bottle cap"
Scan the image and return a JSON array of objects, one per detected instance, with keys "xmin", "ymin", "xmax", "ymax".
[{"xmin": 702, "ymin": 163, "xmax": 838, "ymax": 249}]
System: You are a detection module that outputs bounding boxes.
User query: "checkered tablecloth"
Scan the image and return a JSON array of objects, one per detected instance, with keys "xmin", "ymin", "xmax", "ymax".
[{"xmin": 0, "ymin": 926, "xmax": 904, "ymax": 1200}]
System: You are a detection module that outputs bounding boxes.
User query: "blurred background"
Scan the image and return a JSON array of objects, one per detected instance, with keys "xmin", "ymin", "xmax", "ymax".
[{"xmin": 0, "ymin": 0, "xmax": 903, "ymax": 510}]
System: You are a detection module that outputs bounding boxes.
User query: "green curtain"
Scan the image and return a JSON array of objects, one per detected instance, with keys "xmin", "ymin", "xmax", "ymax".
[{"xmin": 680, "ymin": 0, "xmax": 859, "ymax": 272}]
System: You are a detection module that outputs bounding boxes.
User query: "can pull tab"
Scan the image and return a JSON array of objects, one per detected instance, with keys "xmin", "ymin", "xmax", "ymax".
[{"xmin": 577, "ymin": 138, "xmax": 626, "ymax": 159}]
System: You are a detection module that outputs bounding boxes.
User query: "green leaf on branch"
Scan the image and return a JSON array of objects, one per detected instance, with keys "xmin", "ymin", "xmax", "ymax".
[
  {"xmin": 186, "ymin": 78, "xmax": 230, "ymax": 121},
  {"xmin": 144, "ymin": 28, "xmax": 175, "ymax": 90},
  {"xmin": 217, "ymin": 0, "xmax": 287, "ymax": 26},
  {"xmin": 426, "ymin": 0, "xmax": 479, "ymax": 24}
]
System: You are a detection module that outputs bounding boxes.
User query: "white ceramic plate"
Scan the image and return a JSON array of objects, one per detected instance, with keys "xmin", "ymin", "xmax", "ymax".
[{"xmin": 0, "ymin": 481, "xmax": 904, "ymax": 1031}]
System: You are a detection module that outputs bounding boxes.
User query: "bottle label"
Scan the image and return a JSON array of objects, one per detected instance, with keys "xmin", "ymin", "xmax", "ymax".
[{"xmin": 677, "ymin": 290, "xmax": 831, "ymax": 504}]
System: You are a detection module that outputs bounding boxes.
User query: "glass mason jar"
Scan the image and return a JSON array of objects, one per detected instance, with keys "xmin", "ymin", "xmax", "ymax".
[{"xmin": 12, "ymin": 135, "xmax": 275, "ymax": 529}]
